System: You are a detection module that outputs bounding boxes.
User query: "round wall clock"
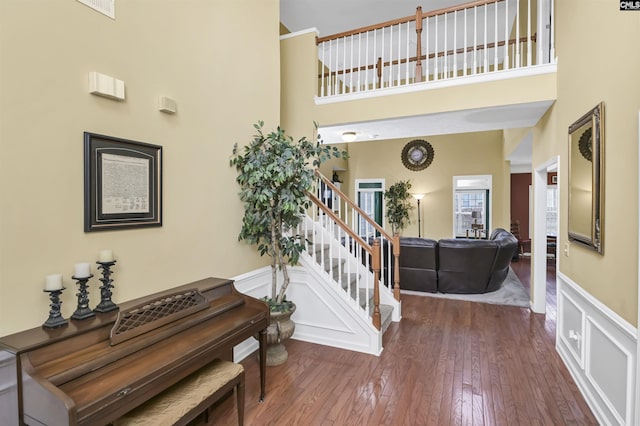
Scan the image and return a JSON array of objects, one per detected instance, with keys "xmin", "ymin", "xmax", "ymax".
[{"xmin": 401, "ymin": 139, "xmax": 435, "ymax": 171}]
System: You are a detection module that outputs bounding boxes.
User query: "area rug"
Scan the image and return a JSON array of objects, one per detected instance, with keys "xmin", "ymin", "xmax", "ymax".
[{"xmin": 401, "ymin": 268, "xmax": 530, "ymax": 308}]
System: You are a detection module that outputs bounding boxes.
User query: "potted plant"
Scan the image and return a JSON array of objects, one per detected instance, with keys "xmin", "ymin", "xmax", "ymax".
[
  {"xmin": 384, "ymin": 180, "xmax": 414, "ymax": 234},
  {"xmin": 230, "ymin": 121, "xmax": 346, "ymax": 365}
]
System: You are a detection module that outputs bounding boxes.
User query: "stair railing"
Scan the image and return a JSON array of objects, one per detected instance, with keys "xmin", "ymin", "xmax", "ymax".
[
  {"xmin": 305, "ymin": 192, "xmax": 382, "ymax": 330},
  {"xmin": 317, "ymin": 0, "xmax": 555, "ymax": 98},
  {"xmin": 314, "ymin": 171, "xmax": 400, "ymax": 302}
]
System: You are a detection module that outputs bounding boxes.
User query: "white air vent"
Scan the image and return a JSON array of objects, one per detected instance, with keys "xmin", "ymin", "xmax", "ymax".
[{"xmin": 77, "ymin": 0, "xmax": 115, "ymax": 19}]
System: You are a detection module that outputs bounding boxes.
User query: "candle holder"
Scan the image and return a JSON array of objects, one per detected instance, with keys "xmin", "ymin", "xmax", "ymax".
[
  {"xmin": 71, "ymin": 274, "xmax": 95, "ymax": 320},
  {"xmin": 43, "ymin": 288, "xmax": 68, "ymax": 328},
  {"xmin": 94, "ymin": 261, "xmax": 118, "ymax": 313}
]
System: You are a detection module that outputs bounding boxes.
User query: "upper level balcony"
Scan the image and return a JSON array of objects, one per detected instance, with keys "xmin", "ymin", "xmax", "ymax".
[
  {"xmin": 280, "ymin": 0, "xmax": 557, "ymax": 145},
  {"xmin": 315, "ymin": 0, "xmax": 555, "ymax": 103}
]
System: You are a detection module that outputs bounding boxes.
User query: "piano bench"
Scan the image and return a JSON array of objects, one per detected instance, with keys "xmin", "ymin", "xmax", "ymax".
[{"xmin": 113, "ymin": 359, "xmax": 245, "ymax": 426}]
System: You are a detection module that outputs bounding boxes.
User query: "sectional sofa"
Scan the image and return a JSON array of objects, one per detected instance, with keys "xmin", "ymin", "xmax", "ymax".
[{"xmin": 398, "ymin": 228, "xmax": 518, "ymax": 294}]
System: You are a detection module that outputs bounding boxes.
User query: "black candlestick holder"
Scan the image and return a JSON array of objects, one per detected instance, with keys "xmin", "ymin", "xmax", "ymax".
[
  {"xmin": 43, "ymin": 288, "xmax": 68, "ymax": 328},
  {"xmin": 71, "ymin": 274, "xmax": 95, "ymax": 320},
  {"xmin": 94, "ymin": 260, "xmax": 118, "ymax": 313}
]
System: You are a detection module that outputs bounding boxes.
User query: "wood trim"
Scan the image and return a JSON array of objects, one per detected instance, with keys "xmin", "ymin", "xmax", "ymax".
[
  {"xmin": 315, "ymin": 172, "xmax": 392, "ymax": 242},
  {"xmin": 308, "ymin": 193, "xmax": 372, "ymax": 255},
  {"xmin": 317, "ymin": 0, "xmax": 506, "ymax": 43},
  {"xmin": 318, "ymin": 34, "xmax": 536, "ymax": 79}
]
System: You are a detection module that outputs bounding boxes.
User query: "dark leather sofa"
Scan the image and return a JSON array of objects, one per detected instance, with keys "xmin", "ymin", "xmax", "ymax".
[{"xmin": 398, "ymin": 228, "xmax": 517, "ymax": 294}]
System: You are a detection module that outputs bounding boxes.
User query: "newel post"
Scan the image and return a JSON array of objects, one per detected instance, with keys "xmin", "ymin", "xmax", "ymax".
[
  {"xmin": 414, "ymin": 6, "xmax": 423, "ymax": 82},
  {"xmin": 393, "ymin": 233, "xmax": 401, "ymax": 301},
  {"xmin": 372, "ymin": 239, "xmax": 382, "ymax": 330},
  {"xmin": 376, "ymin": 57, "xmax": 382, "ymax": 89}
]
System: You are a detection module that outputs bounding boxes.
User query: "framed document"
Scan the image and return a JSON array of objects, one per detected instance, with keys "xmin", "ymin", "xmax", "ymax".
[{"xmin": 84, "ymin": 132, "xmax": 162, "ymax": 232}]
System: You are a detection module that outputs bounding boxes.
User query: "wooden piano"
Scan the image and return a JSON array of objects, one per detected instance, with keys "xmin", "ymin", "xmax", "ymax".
[{"xmin": 0, "ymin": 277, "xmax": 269, "ymax": 425}]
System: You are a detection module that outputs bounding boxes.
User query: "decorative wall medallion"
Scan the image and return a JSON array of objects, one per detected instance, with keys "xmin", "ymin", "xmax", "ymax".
[{"xmin": 401, "ymin": 139, "xmax": 435, "ymax": 171}]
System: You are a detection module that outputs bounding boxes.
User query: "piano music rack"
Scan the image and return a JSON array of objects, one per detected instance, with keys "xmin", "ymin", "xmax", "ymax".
[{"xmin": 110, "ymin": 289, "xmax": 208, "ymax": 345}]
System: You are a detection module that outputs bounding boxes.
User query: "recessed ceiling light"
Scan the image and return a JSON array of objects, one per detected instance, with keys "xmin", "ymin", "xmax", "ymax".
[{"xmin": 342, "ymin": 131, "xmax": 357, "ymax": 142}]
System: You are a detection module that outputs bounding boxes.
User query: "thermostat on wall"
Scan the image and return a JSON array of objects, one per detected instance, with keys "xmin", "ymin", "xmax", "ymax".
[{"xmin": 158, "ymin": 96, "xmax": 177, "ymax": 114}]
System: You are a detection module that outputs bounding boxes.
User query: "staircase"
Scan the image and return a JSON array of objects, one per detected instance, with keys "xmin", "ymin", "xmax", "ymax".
[
  {"xmin": 306, "ymin": 227, "xmax": 395, "ymax": 335},
  {"xmin": 278, "ymin": 172, "xmax": 401, "ymax": 355},
  {"xmin": 232, "ymin": 171, "xmax": 401, "ymax": 356}
]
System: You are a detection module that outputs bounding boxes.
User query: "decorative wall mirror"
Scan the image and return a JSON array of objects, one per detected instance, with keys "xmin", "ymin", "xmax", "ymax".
[{"xmin": 568, "ymin": 102, "xmax": 604, "ymax": 254}]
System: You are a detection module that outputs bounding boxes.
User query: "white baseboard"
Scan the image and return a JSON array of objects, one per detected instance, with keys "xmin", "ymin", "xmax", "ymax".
[{"xmin": 557, "ymin": 272, "xmax": 637, "ymax": 425}]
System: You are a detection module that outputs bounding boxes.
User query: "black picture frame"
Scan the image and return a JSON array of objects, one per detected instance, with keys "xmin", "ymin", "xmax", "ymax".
[{"xmin": 84, "ymin": 132, "xmax": 162, "ymax": 232}]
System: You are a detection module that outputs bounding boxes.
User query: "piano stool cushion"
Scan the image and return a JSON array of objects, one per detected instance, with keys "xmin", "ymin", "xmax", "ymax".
[{"xmin": 113, "ymin": 359, "xmax": 245, "ymax": 426}]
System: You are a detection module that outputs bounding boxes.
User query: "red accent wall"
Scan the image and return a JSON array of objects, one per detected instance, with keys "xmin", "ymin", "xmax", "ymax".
[{"xmin": 510, "ymin": 173, "xmax": 531, "ymax": 240}]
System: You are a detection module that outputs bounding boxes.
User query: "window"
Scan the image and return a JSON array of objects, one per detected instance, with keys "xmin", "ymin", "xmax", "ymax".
[{"xmin": 453, "ymin": 175, "xmax": 492, "ymax": 238}]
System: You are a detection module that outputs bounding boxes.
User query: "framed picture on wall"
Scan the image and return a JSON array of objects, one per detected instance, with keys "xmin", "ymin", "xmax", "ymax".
[{"xmin": 84, "ymin": 132, "xmax": 162, "ymax": 232}]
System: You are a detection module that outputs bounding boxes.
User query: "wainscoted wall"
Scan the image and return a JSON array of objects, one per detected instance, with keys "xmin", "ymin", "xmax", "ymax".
[
  {"xmin": 557, "ymin": 272, "xmax": 637, "ymax": 425},
  {"xmin": 231, "ymin": 264, "xmax": 387, "ymax": 362}
]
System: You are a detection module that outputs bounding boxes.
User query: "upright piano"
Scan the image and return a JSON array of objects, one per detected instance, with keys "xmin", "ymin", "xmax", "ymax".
[{"xmin": 0, "ymin": 277, "xmax": 269, "ymax": 425}]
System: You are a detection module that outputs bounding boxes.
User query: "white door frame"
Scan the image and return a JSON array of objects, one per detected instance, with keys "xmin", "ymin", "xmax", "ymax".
[
  {"xmin": 635, "ymin": 111, "xmax": 640, "ymax": 425},
  {"xmin": 531, "ymin": 156, "xmax": 559, "ymax": 314}
]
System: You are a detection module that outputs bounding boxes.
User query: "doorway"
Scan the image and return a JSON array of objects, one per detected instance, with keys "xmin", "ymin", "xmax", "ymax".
[
  {"xmin": 531, "ymin": 156, "xmax": 559, "ymax": 314},
  {"xmin": 355, "ymin": 179, "xmax": 384, "ymax": 239}
]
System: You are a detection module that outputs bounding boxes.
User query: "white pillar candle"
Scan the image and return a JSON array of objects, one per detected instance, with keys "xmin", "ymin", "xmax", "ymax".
[
  {"xmin": 74, "ymin": 262, "xmax": 91, "ymax": 278},
  {"xmin": 44, "ymin": 274, "xmax": 63, "ymax": 291},
  {"xmin": 98, "ymin": 249, "xmax": 114, "ymax": 262}
]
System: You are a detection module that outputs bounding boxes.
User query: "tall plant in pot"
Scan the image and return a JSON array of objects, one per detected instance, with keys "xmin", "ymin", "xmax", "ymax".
[
  {"xmin": 384, "ymin": 180, "xmax": 414, "ymax": 234},
  {"xmin": 230, "ymin": 121, "xmax": 346, "ymax": 365}
]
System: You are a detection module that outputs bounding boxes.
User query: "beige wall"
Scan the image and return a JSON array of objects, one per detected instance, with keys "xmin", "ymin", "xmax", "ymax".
[
  {"xmin": 0, "ymin": 0, "xmax": 280, "ymax": 335},
  {"xmin": 533, "ymin": 2, "xmax": 640, "ymax": 325},
  {"xmin": 347, "ymin": 131, "xmax": 508, "ymax": 239}
]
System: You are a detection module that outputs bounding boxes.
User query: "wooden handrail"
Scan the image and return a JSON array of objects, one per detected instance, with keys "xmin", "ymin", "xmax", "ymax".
[
  {"xmin": 309, "ymin": 192, "xmax": 382, "ymax": 330},
  {"xmin": 308, "ymin": 192, "xmax": 372, "ymax": 255},
  {"xmin": 317, "ymin": 0, "xmax": 506, "ymax": 44},
  {"xmin": 315, "ymin": 171, "xmax": 402, "ymax": 302},
  {"xmin": 315, "ymin": 171, "xmax": 392, "ymax": 241},
  {"xmin": 318, "ymin": 34, "xmax": 537, "ymax": 79}
]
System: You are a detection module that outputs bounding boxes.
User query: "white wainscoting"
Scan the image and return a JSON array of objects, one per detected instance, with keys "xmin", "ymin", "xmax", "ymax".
[
  {"xmin": 230, "ymin": 264, "xmax": 385, "ymax": 362},
  {"xmin": 557, "ymin": 272, "xmax": 637, "ymax": 425}
]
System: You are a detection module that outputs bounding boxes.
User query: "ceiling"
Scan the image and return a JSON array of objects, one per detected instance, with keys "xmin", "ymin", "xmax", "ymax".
[
  {"xmin": 280, "ymin": 0, "xmax": 472, "ymax": 38},
  {"xmin": 279, "ymin": 0, "xmax": 541, "ymax": 168}
]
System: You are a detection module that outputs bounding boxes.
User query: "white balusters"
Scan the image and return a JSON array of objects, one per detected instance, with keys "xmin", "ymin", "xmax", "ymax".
[
  {"xmin": 463, "ymin": 9, "xmax": 468, "ymax": 76},
  {"xmin": 504, "ymin": 0, "xmax": 509, "ymax": 70},
  {"xmin": 515, "ymin": 0, "xmax": 520, "ymax": 67},
  {"xmin": 315, "ymin": 0, "xmax": 553, "ymax": 98},
  {"xmin": 434, "ymin": 14, "xmax": 439, "ymax": 80},
  {"xmin": 483, "ymin": 3, "xmax": 488, "ymax": 72},
  {"xmin": 494, "ymin": 1, "xmax": 499, "ymax": 71},
  {"xmin": 405, "ymin": 21, "xmax": 410, "ymax": 85},
  {"xmin": 443, "ymin": 13, "xmax": 448, "ymax": 78},
  {"xmin": 342, "ymin": 36, "xmax": 346, "ymax": 94},
  {"xmin": 453, "ymin": 10, "xmax": 458, "ymax": 79},
  {"xmin": 425, "ymin": 17, "xmax": 429, "ymax": 81},
  {"xmin": 473, "ymin": 6, "xmax": 478, "ymax": 74},
  {"xmin": 527, "ymin": 0, "xmax": 532, "ymax": 66}
]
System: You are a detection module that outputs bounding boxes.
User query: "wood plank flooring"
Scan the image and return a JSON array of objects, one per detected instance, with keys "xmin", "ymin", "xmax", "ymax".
[{"xmin": 210, "ymin": 258, "xmax": 597, "ymax": 425}]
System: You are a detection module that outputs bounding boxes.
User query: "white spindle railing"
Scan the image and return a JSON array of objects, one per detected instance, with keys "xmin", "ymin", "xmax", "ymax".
[
  {"xmin": 317, "ymin": 0, "xmax": 555, "ymax": 98},
  {"xmin": 302, "ymin": 175, "xmax": 401, "ymax": 332}
]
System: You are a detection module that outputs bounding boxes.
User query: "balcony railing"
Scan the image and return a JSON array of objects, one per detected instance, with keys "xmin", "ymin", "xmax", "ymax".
[{"xmin": 316, "ymin": 0, "xmax": 555, "ymax": 98}]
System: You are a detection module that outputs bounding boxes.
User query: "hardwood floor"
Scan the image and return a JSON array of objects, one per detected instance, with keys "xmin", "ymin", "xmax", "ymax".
[{"xmin": 210, "ymin": 257, "xmax": 597, "ymax": 425}]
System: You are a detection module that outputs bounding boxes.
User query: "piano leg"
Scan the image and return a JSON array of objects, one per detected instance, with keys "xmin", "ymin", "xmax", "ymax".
[{"xmin": 259, "ymin": 328, "xmax": 266, "ymax": 402}]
